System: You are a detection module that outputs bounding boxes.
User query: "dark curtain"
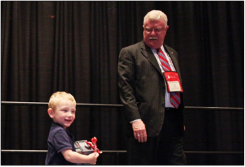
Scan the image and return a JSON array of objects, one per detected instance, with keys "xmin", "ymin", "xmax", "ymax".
[{"xmin": 1, "ymin": 1, "xmax": 243, "ymax": 165}]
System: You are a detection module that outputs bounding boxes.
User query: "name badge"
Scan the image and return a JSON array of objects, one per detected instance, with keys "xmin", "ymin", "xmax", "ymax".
[{"xmin": 163, "ymin": 72, "xmax": 183, "ymax": 92}]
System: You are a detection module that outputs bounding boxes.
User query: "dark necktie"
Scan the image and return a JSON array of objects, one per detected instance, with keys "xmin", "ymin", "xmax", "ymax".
[{"xmin": 157, "ymin": 48, "xmax": 181, "ymax": 108}]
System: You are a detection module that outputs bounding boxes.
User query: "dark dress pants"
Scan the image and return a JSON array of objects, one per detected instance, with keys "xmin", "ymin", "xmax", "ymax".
[{"xmin": 126, "ymin": 108, "xmax": 187, "ymax": 165}]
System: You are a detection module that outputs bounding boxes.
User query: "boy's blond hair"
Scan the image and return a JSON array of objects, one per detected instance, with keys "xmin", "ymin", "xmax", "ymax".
[{"xmin": 48, "ymin": 91, "xmax": 76, "ymax": 110}]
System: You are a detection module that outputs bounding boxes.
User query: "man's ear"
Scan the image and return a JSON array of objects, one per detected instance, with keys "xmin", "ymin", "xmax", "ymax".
[
  {"xmin": 47, "ymin": 108, "xmax": 54, "ymax": 118},
  {"xmin": 165, "ymin": 25, "xmax": 169, "ymax": 32}
]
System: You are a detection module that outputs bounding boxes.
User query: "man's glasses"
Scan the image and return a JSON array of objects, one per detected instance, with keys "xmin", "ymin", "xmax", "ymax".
[{"xmin": 144, "ymin": 27, "xmax": 164, "ymax": 34}]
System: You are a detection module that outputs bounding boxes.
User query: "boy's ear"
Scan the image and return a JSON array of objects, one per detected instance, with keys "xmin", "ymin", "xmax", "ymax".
[{"xmin": 47, "ymin": 108, "xmax": 54, "ymax": 118}]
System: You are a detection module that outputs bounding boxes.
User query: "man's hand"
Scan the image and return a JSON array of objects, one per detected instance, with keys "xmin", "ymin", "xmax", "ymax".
[{"xmin": 132, "ymin": 120, "xmax": 147, "ymax": 142}]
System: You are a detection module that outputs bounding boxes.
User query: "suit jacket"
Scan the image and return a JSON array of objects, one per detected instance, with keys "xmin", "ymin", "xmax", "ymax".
[{"xmin": 118, "ymin": 40, "xmax": 185, "ymax": 137}]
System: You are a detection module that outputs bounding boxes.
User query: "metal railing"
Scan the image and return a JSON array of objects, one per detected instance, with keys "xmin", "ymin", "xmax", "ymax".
[
  {"xmin": 1, "ymin": 149, "xmax": 243, "ymax": 154},
  {"xmin": 1, "ymin": 101, "xmax": 244, "ymax": 155},
  {"xmin": 1, "ymin": 101, "xmax": 244, "ymax": 110}
]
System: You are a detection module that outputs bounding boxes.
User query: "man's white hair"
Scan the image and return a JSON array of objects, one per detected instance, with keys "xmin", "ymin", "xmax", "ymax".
[{"xmin": 143, "ymin": 10, "xmax": 168, "ymax": 28}]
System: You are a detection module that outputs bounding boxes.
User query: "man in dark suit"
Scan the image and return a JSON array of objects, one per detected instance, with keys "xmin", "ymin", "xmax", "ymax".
[{"xmin": 118, "ymin": 10, "xmax": 187, "ymax": 165}]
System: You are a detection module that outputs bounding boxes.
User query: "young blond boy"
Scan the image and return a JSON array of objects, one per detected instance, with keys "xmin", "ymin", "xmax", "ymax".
[{"xmin": 45, "ymin": 91, "xmax": 99, "ymax": 165}]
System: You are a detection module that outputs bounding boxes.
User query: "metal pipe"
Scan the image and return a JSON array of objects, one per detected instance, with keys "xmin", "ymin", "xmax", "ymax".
[
  {"xmin": 1, "ymin": 101, "xmax": 244, "ymax": 110},
  {"xmin": 1, "ymin": 150, "xmax": 243, "ymax": 154}
]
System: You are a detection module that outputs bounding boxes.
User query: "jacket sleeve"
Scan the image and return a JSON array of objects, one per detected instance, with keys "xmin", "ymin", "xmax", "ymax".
[{"xmin": 118, "ymin": 48, "xmax": 141, "ymax": 122}]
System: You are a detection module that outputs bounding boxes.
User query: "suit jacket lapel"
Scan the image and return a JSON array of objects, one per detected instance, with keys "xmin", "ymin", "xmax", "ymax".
[
  {"xmin": 139, "ymin": 41, "xmax": 182, "ymax": 82},
  {"xmin": 164, "ymin": 45, "xmax": 182, "ymax": 82},
  {"xmin": 140, "ymin": 41, "xmax": 162, "ymax": 75}
]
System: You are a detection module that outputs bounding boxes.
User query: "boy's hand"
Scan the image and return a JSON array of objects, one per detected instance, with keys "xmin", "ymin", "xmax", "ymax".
[{"xmin": 88, "ymin": 152, "xmax": 99, "ymax": 165}]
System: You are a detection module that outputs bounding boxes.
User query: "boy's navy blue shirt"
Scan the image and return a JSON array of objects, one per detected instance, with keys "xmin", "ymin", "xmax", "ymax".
[{"xmin": 45, "ymin": 122, "xmax": 76, "ymax": 165}]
